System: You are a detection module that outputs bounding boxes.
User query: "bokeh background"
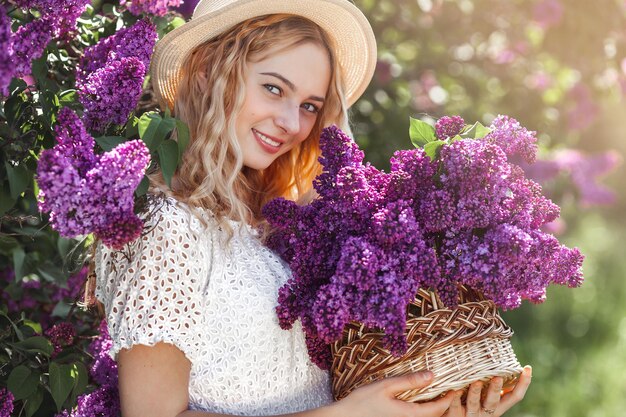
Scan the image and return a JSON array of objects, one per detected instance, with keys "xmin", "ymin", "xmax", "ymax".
[{"xmin": 1, "ymin": 0, "xmax": 625, "ymax": 416}]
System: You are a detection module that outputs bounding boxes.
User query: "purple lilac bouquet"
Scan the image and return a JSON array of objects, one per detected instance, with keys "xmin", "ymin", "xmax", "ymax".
[{"xmin": 263, "ymin": 115, "xmax": 584, "ymax": 369}]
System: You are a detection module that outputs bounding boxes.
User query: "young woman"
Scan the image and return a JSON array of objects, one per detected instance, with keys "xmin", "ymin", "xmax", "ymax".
[{"xmin": 95, "ymin": 1, "xmax": 532, "ymax": 416}]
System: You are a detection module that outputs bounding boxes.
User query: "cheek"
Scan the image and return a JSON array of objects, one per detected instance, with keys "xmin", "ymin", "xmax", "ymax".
[{"xmin": 299, "ymin": 116, "xmax": 318, "ymax": 142}]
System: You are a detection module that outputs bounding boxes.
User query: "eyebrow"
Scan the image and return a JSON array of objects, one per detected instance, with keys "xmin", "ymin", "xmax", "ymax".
[{"xmin": 260, "ymin": 72, "xmax": 326, "ymax": 103}]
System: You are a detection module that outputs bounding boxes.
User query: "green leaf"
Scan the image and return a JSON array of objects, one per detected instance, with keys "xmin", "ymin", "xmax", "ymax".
[
  {"xmin": 37, "ymin": 262, "xmax": 66, "ymax": 284},
  {"xmin": 135, "ymin": 175, "xmax": 149, "ymax": 197},
  {"xmin": 8, "ymin": 365, "xmax": 39, "ymax": 400},
  {"xmin": 49, "ymin": 363, "xmax": 75, "ymax": 412},
  {"xmin": 175, "ymin": 119, "xmax": 190, "ymax": 163},
  {"xmin": 51, "ymin": 301, "xmax": 72, "ymax": 318},
  {"xmin": 125, "ymin": 116, "xmax": 140, "ymax": 139},
  {"xmin": 157, "ymin": 140, "xmax": 179, "ymax": 189},
  {"xmin": 8, "ymin": 78, "xmax": 27, "ymax": 96},
  {"xmin": 5, "ymin": 162, "xmax": 33, "ymax": 199},
  {"xmin": 461, "ymin": 121, "xmax": 492, "ymax": 139},
  {"xmin": 0, "ymin": 233, "xmax": 19, "ymax": 255},
  {"xmin": 4, "ymin": 94, "xmax": 27, "ymax": 127},
  {"xmin": 57, "ymin": 237, "xmax": 74, "ymax": 259},
  {"xmin": 59, "ymin": 90, "xmax": 77, "ymax": 105},
  {"xmin": 24, "ymin": 386, "xmax": 44, "ymax": 417},
  {"xmin": 13, "ymin": 336, "xmax": 53, "ymax": 356},
  {"xmin": 0, "ymin": 181, "xmax": 16, "ymax": 215},
  {"xmin": 0, "ymin": 309, "xmax": 24, "ymax": 340},
  {"xmin": 22, "ymin": 320, "xmax": 42, "ymax": 335},
  {"xmin": 409, "ymin": 117, "xmax": 437, "ymax": 148},
  {"xmin": 424, "ymin": 140, "xmax": 445, "ymax": 161},
  {"xmin": 168, "ymin": 16, "xmax": 186, "ymax": 31},
  {"xmin": 138, "ymin": 112, "xmax": 176, "ymax": 151},
  {"xmin": 31, "ymin": 56, "xmax": 49, "ymax": 87},
  {"xmin": 95, "ymin": 136, "xmax": 127, "ymax": 152},
  {"xmin": 69, "ymin": 362, "xmax": 89, "ymax": 406},
  {"xmin": 12, "ymin": 246, "xmax": 25, "ymax": 281}
]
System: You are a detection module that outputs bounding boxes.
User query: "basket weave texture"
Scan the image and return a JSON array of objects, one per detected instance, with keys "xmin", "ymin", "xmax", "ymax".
[{"xmin": 331, "ymin": 286, "xmax": 524, "ymax": 402}]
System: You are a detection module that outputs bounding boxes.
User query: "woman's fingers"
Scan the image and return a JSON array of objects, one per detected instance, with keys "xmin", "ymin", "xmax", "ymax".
[
  {"xmin": 442, "ymin": 391, "xmax": 465, "ymax": 417},
  {"xmin": 481, "ymin": 376, "xmax": 503, "ymax": 414},
  {"xmin": 413, "ymin": 391, "xmax": 457, "ymax": 416},
  {"xmin": 384, "ymin": 370, "xmax": 434, "ymax": 394},
  {"xmin": 465, "ymin": 380, "xmax": 483, "ymax": 415},
  {"xmin": 498, "ymin": 366, "xmax": 533, "ymax": 412}
]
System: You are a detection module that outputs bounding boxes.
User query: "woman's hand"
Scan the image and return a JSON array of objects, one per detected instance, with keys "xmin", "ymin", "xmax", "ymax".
[
  {"xmin": 332, "ymin": 371, "xmax": 456, "ymax": 417},
  {"xmin": 444, "ymin": 366, "xmax": 533, "ymax": 417}
]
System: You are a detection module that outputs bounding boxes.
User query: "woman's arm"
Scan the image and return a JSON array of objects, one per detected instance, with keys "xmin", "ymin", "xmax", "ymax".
[{"xmin": 118, "ymin": 343, "xmax": 530, "ymax": 417}]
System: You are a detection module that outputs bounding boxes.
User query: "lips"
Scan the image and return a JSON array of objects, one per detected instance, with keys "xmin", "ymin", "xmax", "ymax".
[{"xmin": 253, "ymin": 129, "xmax": 283, "ymax": 154}]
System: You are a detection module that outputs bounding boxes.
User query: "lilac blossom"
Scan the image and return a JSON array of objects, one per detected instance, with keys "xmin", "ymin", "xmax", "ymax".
[
  {"xmin": 12, "ymin": 18, "xmax": 53, "ymax": 77},
  {"xmin": 58, "ymin": 385, "xmax": 120, "ymax": 417},
  {"xmin": 79, "ymin": 56, "xmax": 146, "ymax": 132},
  {"xmin": 76, "ymin": 19, "xmax": 157, "ymax": 87},
  {"xmin": 435, "ymin": 115, "xmax": 464, "ymax": 139},
  {"xmin": 0, "ymin": 388, "xmax": 14, "ymax": 417},
  {"xmin": 121, "ymin": 0, "xmax": 184, "ymax": 16},
  {"xmin": 89, "ymin": 321, "xmax": 118, "ymax": 386},
  {"xmin": 264, "ymin": 118, "xmax": 584, "ymax": 369},
  {"xmin": 37, "ymin": 108, "xmax": 151, "ymax": 249},
  {"xmin": 12, "ymin": 0, "xmax": 90, "ymax": 38},
  {"xmin": 76, "ymin": 20, "xmax": 157, "ymax": 132},
  {"xmin": 45, "ymin": 322, "xmax": 76, "ymax": 356},
  {"xmin": 0, "ymin": 5, "xmax": 14, "ymax": 97},
  {"xmin": 486, "ymin": 115, "xmax": 538, "ymax": 163}
]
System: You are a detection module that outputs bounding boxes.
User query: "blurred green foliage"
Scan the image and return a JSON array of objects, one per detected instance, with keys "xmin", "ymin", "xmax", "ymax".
[{"xmin": 352, "ymin": 1, "xmax": 626, "ymax": 415}]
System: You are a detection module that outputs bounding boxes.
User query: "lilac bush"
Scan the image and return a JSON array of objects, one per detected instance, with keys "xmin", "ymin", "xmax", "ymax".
[{"xmin": 264, "ymin": 117, "xmax": 584, "ymax": 369}]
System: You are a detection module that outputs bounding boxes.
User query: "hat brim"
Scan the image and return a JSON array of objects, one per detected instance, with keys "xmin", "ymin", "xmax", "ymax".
[{"xmin": 150, "ymin": 0, "xmax": 377, "ymax": 110}]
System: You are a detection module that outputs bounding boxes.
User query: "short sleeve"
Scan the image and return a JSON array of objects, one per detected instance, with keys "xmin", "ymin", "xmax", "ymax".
[{"xmin": 95, "ymin": 200, "xmax": 211, "ymax": 360}]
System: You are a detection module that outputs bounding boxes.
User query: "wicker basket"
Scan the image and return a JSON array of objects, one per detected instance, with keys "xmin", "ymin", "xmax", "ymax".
[{"xmin": 331, "ymin": 286, "xmax": 524, "ymax": 402}]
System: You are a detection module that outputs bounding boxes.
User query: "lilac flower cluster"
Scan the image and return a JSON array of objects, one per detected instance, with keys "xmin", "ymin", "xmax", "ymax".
[
  {"xmin": 58, "ymin": 321, "xmax": 120, "ymax": 417},
  {"xmin": 0, "ymin": 6, "xmax": 14, "ymax": 97},
  {"xmin": 121, "ymin": 0, "xmax": 184, "ymax": 17},
  {"xmin": 0, "ymin": 388, "xmax": 14, "ymax": 417},
  {"xmin": 435, "ymin": 115, "xmax": 465, "ymax": 139},
  {"xmin": 0, "ymin": 0, "xmax": 89, "ymax": 91},
  {"xmin": 37, "ymin": 107, "xmax": 151, "ymax": 249},
  {"xmin": 13, "ymin": 0, "xmax": 91, "ymax": 39},
  {"xmin": 264, "ymin": 116, "xmax": 584, "ymax": 369},
  {"xmin": 45, "ymin": 322, "xmax": 76, "ymax": 356},
  {"xmin": 76, "ymin": 19, "xmax": 157, "ymax": 132}
]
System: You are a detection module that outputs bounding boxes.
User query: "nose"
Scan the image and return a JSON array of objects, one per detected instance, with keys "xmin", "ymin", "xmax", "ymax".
[{"xmin": 275, "ymin": 103, "xmax": 300, "ymax": 136}]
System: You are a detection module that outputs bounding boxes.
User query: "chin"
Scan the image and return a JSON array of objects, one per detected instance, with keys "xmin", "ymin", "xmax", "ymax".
[{"xmin": 244, "ymin": 159, "xmax": 274, "ymax": 171}]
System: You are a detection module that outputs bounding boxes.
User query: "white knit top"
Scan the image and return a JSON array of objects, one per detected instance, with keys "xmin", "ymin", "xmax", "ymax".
[{"xmin": 95, "ymin": 196, "xmax": 332, "ymax": 415}]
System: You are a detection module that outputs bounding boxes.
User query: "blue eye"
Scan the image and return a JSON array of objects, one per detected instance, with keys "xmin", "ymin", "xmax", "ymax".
[{"xmin": 264, "ymin": 84, "xmax": 281, "ymax": 95}]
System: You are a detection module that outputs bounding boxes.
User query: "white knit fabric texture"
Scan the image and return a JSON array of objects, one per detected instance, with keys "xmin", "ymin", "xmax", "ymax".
[{"xmin": 95, "ymin": 196, "xmax": 332, "ymax": 415}]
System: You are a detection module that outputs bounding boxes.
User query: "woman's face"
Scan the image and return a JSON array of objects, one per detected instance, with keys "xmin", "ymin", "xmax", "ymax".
[{"xmin": 235, "ymin": 42, "xmax": 331, "ymax": 170}]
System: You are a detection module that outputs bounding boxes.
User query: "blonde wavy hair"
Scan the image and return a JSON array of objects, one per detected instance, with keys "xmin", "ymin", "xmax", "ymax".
[{"xmin": 149, "ymin": 14, "xmax": 351, "ymax": 236}]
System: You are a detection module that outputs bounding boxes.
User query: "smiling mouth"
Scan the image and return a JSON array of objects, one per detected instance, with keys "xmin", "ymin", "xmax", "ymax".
[{"xmin": 253, "ymin": 129, "xmax": 282, "ymax": 148}]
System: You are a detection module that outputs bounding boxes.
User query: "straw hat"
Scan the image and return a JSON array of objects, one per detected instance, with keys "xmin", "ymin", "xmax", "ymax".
[{"xmin": 150, "ymin": 0, "xmax": 377, "ymax": 110}]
